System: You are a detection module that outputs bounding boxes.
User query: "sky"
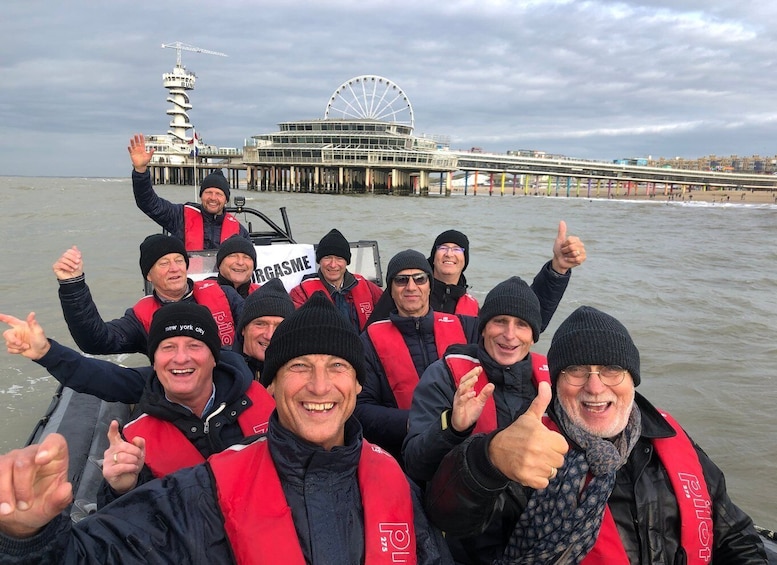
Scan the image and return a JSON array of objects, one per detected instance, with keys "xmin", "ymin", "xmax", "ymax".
[{"xmin": 3, "ymin": 0, "xmax": 777, "ymax": 178}]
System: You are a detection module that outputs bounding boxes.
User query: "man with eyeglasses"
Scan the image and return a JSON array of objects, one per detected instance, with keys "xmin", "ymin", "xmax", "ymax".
[
  {"xmin": 427, "ymin": 224, "xmax": 586, "ymax": 327},
  {"xmin": 425, "ymin": 305, "xmax": 765, "ymax": 564},
  {"xmin": 53, "ymin": 234, "xmax": 244, "ymax": 355},
  {"xmin": 355, "ymin": 249, "xmax": 482, "ymax": 462}
]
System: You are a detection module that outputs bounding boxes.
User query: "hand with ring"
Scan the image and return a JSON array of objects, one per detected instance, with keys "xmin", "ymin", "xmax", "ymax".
[{"xmin": 102, "ymin": 420, "xmax": 146, "ymax": 495}]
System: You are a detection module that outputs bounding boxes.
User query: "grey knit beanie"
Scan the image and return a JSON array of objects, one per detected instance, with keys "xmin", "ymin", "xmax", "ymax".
[
  {"xmin": 237, "ymin": 278, "xmax": 294, "ymax": 334},
  {"xmin": 139, "ymin": 234, "xmax": 189, "ymax": 279},
  {"xmin": 547, "ymin": 306, "xmax": 641, "ymax": 386},
  {"xmin": 315, "ymin": 228, "xmax": 351, "ymax": 264},
  {"xmin": 217, "ymin": 234, "xmax": 257, "ymax": 268},
  {"xmin": 386, "ymin": 249, "xmax": 432, "ymax": 284},
  {"xmin": 262, "ymin": 291, "xmax": 365, "ymax": 386},
  {"xmin": 147, "ymin": 302, "xmax": 221, "ymax": 363},
  {"xmin": 477, "ymin": 277, "xmax": 541, "ymax": 342}
]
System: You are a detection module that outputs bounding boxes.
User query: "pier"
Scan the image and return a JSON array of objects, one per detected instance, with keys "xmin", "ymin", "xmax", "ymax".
[{"xmin": 144, "ymin": 72, "xmax": 777, "ymax": 197}]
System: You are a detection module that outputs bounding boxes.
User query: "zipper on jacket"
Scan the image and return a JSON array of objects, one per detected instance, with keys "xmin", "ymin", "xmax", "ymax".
[{"xmin": 204, "ymin": 402, "xmax": 227, "ymax": 434}]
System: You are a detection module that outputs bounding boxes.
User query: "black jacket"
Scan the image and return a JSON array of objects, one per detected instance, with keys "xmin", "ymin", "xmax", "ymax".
[
  {"xmin": 355, "ymin": 310, "xmax": 480, "ymax": 461},
  {"xmin": 57, "ymin": 275, "xmax": 243, "ymax": 355},
  {"xmin": 0, "ymin": 416, "xmax": 453, "ymax": 565},
  {"xmin": 132, "ymin": 169, "xmax": 250, "ymax": 249},
  {"xmin": 97, "ymin": 353, "xmax": 261, "ymax": 506},
  {"xmin": 424, "ymin": 393, "xmax": 767, "ymax": 564}
]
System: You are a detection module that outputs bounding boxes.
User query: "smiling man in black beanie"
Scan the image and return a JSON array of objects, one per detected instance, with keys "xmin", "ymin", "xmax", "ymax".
[
  {"xmin": 233, "ymin": 277, "xmax": 295, "ymax": 382},
  {"xmin": 128, "ymin": 133, "xmax": 252, "ymax": 250},
  {"xmin": 210, "ymin": 234, "xmax": 259, "ymax": 298},
  {"xmin": 423, "ymin": 305, "xmax": 766, "ymax": 564},
  {"xmin": 426, "ymin": 225, "xmax": 587, "ymax": 335},
  {"xmin": 289, "ymin": 228, "xmax": 383, "ymax": 332},
  {"xmin": 0, "ymin": 294, "xmax": 455, "ymax": 565}
]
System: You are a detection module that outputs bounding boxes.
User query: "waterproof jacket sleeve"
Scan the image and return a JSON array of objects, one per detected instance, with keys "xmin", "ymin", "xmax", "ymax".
[
  {"xmin": 529, "ymin": 260, "xmax": 570, "ymax": 333},
  {"xmin": 402, "ymin": 359, "xmax": 474, "ymax": 483},
  {"xmin": 132, "ymin": 169, "xmax": 185, "ymax": 240},
  {"xmin": 0, "ymin": 465, "xmax": 232, "ymax": 564},
  {"xmin": 34, "ymin": 340, "xmax": 149, "ymax": 403},
  {"xmin": 424, "ymin": 433, "xmax": 513, "ymax": 538},
  {"xmin": 57, "ymin": 276, "xmax": 148, "ymax": 355}
]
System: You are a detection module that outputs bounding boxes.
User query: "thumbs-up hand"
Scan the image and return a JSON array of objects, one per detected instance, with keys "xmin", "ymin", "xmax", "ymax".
[
  {"xmin": 102, "ymin": 420, "xmax": 145, "ymax": 495},
  {"xmin": 487, "ymin": 382, "xmax": 568, "ymax": 489},
  {"xmin": 551, "ymin": 220, "xmax": 586, "ymax": 274},
  {"xmin": 451, "ymin": 366, "xmax": 495, "ymax": 432}
]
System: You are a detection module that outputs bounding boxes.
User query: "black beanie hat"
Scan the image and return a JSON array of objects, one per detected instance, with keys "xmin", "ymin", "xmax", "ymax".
[
  {"xmin": 547, "ymin": 306, "xmax": 641, "ymax": 386},
  {"xmin": 428, "ymin": 229, "xmax": 470, "ymax": 272},
  {"xmin": 477, "ymin": 276, "xmax": 541, "ymax": 342},
  {"xmin": 217, "ymin": 234, "xmax": 257, "ymax": 268},
  {"xmin": 147, "ymin": 302, "xmax": 221, "ymax": 363},
  {"xmin": 237, "ymin": 278, "xmax": 295, "ymax": 334},
  {"xmin": 386, "ymin": 249, "xmax": 433, "ymax": 284},
  {"xmin": 200, "ymin": 169, "xmax": 231, "ymax": 201},
  {"xmin": 315, "ymin": 228, "xmax": 352, "ymax": 264},
  {"xmin": 262, "ymin": 291, "xmax": 365, "ymax": 386},
  {"xmin": 139, "ymin": 234, "xmax": 189, "ymax": 279}
]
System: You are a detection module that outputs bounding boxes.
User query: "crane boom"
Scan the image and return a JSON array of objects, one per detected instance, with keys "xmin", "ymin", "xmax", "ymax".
[{"xmin": 161, "ymin": 41, "xmax": 227, "ymax": 67}]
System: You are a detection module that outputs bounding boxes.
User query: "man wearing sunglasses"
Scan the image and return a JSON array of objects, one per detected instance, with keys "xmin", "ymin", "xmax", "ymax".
[
  {"xmin": 427, "ymin": 223, "xmax": 586, "ymax": 326},
  {"xmin": 356, "ymin": 249, "xmax": 482, "ymax": 462},
  {"xmin": 425, "ymin": 306, "xmax": 765, "ymax": 564}
]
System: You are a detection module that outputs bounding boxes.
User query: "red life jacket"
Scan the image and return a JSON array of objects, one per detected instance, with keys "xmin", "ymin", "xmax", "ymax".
[
  {"xmin": 543, "ymin": 411, "xmax": 713, "ymax": 564},
  {"xmin": 446, "ymin": 352, "xmax": 549, "ymax": 434},
  {"xmin": 453, "ymin": 293, "xmax": 479, "ymax": 316},
  {"xmin": 296, "ymin": 275, "xmax": 377, "ymax": 329},
  {"xmin": 367, "ymin": 313, "xmax": 467, "ymax": 409},
  {"xmin": 122, "ymin": 381, "xmax": 274, "ymax": 478},
  {"xmin": 133, "ymin": 280, "xmax": 236, "ymax": 346},
  {"xmin": 210, "ymin": 439, "xmax": 417, "ymax": 565},
  {"xmin": 183, "ymin": 204, "xmax": 241, "ymax": 251}
]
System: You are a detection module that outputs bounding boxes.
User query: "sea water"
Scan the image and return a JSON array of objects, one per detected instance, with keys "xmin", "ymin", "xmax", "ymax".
[{"xmin": 1, "ymin": 176, "xmax": 775, "ymax": 526}]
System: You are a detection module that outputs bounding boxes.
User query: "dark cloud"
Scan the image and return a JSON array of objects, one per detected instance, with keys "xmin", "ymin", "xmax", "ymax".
[{"xmin": 2, "ymin": 0, "xmax": 777, "ymax": 177}]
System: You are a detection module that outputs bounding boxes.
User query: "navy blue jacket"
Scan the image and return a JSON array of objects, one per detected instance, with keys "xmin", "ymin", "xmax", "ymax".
[
  {"xmin": 355, "ymin": 310, "xmax": 480, "ymax": 461},
  {"xmin": 57, "ymin": 275, "xmax": 243, "ymax": 355},
  {"xmin": 0, "ymin": 416, "xmax": 453, "ymax": 565},
  {"xmin": 132, "ymin": 169, "xmax": 250, "ymax": 249}
]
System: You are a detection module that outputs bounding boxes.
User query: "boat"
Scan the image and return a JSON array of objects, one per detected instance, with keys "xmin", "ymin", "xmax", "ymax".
[
  {"xmin": 19, "ymin": 203, "xmax": 777, "ymax": 560},
  {"xmin": 145, "ymin": 197, "xmax": 383, "ymax": 295}
]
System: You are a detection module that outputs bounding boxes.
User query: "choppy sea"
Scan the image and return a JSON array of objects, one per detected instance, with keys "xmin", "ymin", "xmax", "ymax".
[{"xmin": 1, "ymin": 176, "xmax": 775, "ymax": 526}]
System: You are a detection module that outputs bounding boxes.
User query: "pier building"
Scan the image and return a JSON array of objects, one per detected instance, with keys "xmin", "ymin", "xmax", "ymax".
[{"xmin": 144, "ymin": 72, "xmax": 777, "ymax": 197}]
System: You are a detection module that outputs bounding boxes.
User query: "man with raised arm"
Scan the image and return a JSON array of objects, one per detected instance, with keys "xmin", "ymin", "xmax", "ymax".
[
  {"xmin": 128, "ymin": 133, "xmax": 251, "ymax": 250},
  {"xmin": 0, "ymin": 293, "xmax": 453, "ymax": 564},
  {"xmin": 54, "ymin": 234, "xmax": 243, "ymax": 354},
  {"xmin": 427, "ymin": 222, "xmax": 586, "ymax": 318}
]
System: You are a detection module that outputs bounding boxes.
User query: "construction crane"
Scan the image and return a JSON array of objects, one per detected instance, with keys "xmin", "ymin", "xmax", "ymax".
[{"xmin": 161, "ymin": 41, "xmax": 227, "ymax": 67}]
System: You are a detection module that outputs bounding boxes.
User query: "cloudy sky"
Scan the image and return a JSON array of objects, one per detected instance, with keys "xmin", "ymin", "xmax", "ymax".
[{"xmin": 3, "ymin": 0, "xmax": 777, "ymax": 177}]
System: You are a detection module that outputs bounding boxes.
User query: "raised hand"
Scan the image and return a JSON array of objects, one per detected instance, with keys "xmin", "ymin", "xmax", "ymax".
[
  {"xmin": 487, "ymin": 381, "xmax": 568, "ymax": 489},
  {"xmin": 128, "ymin": 133, "xmax": 155, "ymax": 173},
  {"xmin": 451, "ymin": 366, "xmax": 495, "ymax": 432},
  {"xmin": 102, "ymin": 420, "xmax": 145, "ymax": 495},
  {"xmin": 52, "ymin": 245, "xmax": 83, "ymax": 281},
  {"xmin": 551, "ymin": 220, "xmax": 587, "ymax": 274},
  {"xmin": 0, "ymin": 312, "xmax": 51, "ymax": 360},
  {"xmin": 0, "ymin": 433, "xmax": 73, "ymax": 539}
]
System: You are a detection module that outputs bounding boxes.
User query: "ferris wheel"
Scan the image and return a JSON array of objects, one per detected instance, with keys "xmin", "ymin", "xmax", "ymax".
[{"xmin": 324, "ymin": 75, "xmax": 414, "ymax": 130}]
